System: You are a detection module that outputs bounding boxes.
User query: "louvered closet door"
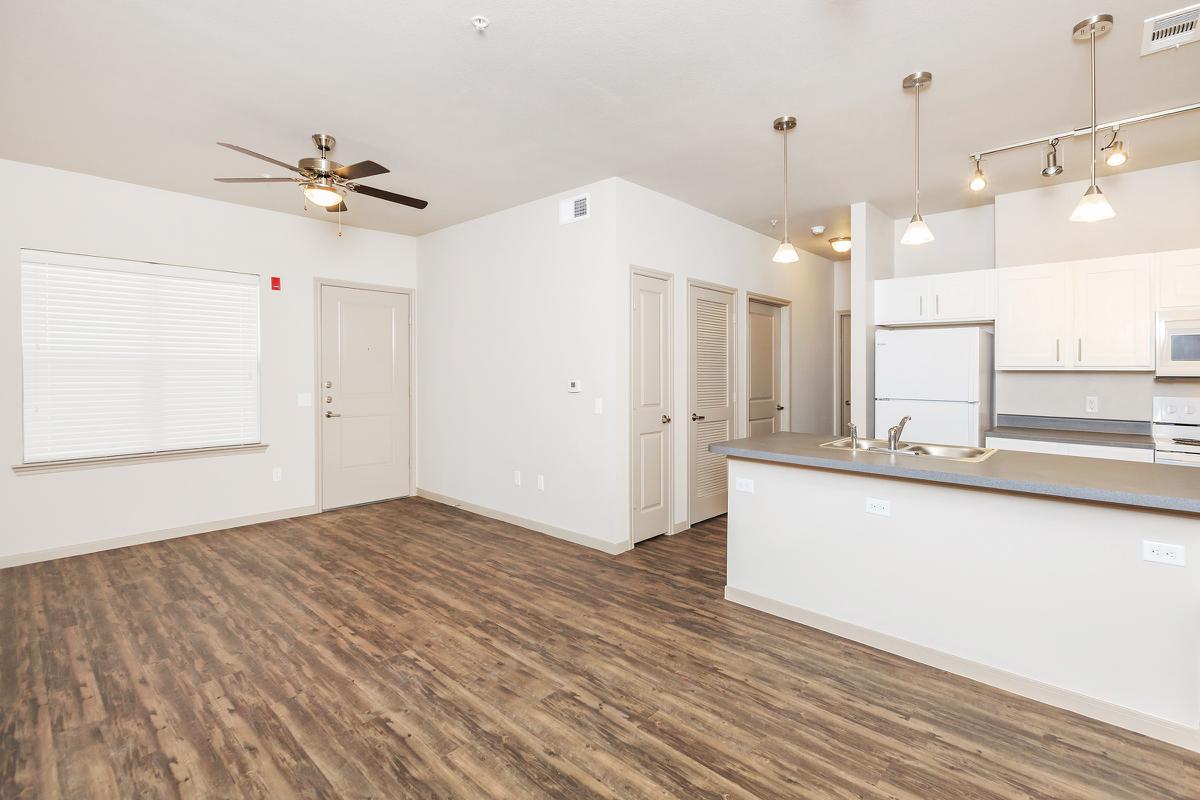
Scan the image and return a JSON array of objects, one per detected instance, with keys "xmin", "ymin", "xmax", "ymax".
[{"xmin": 688, "ymin": 284, "xmax": 735, "ymax": 524}]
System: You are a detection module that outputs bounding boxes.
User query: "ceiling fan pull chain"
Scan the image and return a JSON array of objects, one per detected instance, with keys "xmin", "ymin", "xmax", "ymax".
[{"xmin": 338, "ymin": 206, "xmax": 343, "ymax": 238}]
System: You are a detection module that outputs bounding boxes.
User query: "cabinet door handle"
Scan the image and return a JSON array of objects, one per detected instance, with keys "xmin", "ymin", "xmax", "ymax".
[
  {"xmin": 1078, "ymin": 338, "xmax": 1083, "ymax": 361},
  {"xmin": 919, "ymin": 296, "xmax": 923, "ymax": 316},
  {"xmin": 935, "ymin": 294, "xmax": 940, "ymax": 315},
  {"xmin": 1056, "ymin": 339, "xmax": 1060, "ymax": 362}
]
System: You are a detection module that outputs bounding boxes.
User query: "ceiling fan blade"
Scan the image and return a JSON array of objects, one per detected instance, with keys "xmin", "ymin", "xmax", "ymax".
[
  {"xmin": 348, "ymin": 183, "xmax": 429, "ymax": 210},
  {"xmin": 333, "ymin": 160, "xmax": 389, "ymax": 181},
  {"xmin": 213, "ymin": 177, "xmax": 297, "ymax": 183},
  {"xmin": 217, "ymin": 142, "xmax": 301, "ymax": 174},
  {"xmin": 326, "ymin": 201, "xmax": 349, "ymax": 213}
]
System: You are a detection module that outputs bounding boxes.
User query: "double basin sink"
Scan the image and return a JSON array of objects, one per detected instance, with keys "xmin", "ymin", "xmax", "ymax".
[{"xmin": 821, "ymin": 437, "xmax": 996, "ymax": 463}]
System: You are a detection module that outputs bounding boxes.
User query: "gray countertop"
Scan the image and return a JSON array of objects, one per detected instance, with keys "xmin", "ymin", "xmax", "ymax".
[{"xmin": 710, "ymin": 432, "xmax": 1200, "ymax": 515}]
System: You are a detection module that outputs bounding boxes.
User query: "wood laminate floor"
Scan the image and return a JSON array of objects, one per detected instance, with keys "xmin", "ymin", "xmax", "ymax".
[{"xmin": 3, "ymin": 497, "xmax": 1198, "ymax": 799}]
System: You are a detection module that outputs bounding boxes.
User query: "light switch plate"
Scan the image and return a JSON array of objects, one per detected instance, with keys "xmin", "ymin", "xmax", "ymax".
[
  {"xmin": 271, "ymin": 467, "xmax": 283, "ymax": 482},
  {"xmin": 513, "ymin": 470, "xmax": 522, "ymax": 487},
  {"xmin": 593, "ymin": 398, "xmax": 603, "ymax": 415},
  {"xmin": 537, "ymin": 474, "xmax": 545, "ymax": 491}
]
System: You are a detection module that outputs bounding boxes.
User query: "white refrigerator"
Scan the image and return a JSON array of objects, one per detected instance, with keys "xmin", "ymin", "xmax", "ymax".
[{"xmin": 874, "ymin": 326, "xmax": 993, "ymax": 446}]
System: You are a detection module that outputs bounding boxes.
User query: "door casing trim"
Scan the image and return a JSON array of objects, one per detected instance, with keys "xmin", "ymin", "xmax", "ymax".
[{"xmin": 314, "ymin": 279, "xmax": 417, "ymax": 511}]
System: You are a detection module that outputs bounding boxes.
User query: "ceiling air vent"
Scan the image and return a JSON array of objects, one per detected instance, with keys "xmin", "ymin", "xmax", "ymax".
[
  {"xmin": 558, "ymin": 193, "xmax": 590, "ymax": 225},
  {"xmin": 1141, "ymin": 5, "xmax": 1200, "ymax": 55}
]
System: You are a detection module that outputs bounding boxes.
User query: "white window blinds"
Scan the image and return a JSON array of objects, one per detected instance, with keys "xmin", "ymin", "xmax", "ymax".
[{"xmin": 20, "ymin": 250, "xmax": 261, "ymax": 464}]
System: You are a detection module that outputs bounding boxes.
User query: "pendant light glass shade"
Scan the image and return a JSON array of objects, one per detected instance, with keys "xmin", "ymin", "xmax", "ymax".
[
  {"xmin": 901, "ymin": 214, "xmax": 934, "ymax": 245},
  {"xmin": 1070, "ymin": 185, "xmax": 1116, "ymax": 222},
  {"xmin": 1071, "ymin": 14, "xmax": 1116, "ymax": 223},
  {"xmin": 771, "ymin": 116, "xmax": 799, "ymax": 263},
  {"xmin": 901, "ymin": 72, "xmax": 933, "ymax": 245},
  {"xmin": 773, "ymin": 241, "xmax": 800, "ymax": 263}
]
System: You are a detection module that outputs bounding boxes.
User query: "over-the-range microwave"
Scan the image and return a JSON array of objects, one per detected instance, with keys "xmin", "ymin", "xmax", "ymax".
[{"xmin": 1157, "ymin": 308, "xmax": 1200, "ymax": 378}]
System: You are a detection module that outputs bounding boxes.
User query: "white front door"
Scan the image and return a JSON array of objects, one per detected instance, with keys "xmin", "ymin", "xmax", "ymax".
[
  {"xmin": 319, "ymin": 285, "xmax": 412, "ymax": 510},
  {"xmin": 747, "ymin": 300, "xmax": 782, "ymax": 437},
  {"xmin": 631, "ymin": 273, "xmax": 672, "ymax": 544},
  {"xmin": 688, "ymin": 283, "xmax": 735, "ymax": 525}
]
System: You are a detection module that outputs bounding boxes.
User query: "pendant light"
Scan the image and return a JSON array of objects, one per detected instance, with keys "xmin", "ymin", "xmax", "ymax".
[
  {"xmin": 1070, "ymin": 14, "xmax": 1116, "ymax": 223},
  {"xmin": 900, "ymin": 72, "xmax": 934, "ymax": 245},
  {"xmin": 772, "ymin": 116, "xmax": 800, "ymax": 263}
]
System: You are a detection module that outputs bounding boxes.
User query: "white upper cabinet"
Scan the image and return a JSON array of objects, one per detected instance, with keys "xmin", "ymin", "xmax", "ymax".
[
  {"xmin": 995, "ymin": 264, "xmax": 1072, "ymax": 369},
  {"xmin": 874, "ymin": 275, "xmax": 930, "ymax": 325},
  {"xmin": 875, "ymin": 270, "xmax": 994, "ymax": 326},
  {"xmin": 1072, "ymin": 255, "xmax": 1154, "ymax": 369},
  {"xmin": 995, "ymin": 255, "xmax": 1154, "ymax": 371},
  {"xmin": 1157, "ymin": 249, "xmax": 1200, "ymax": 308},
  {"xmin": 931, "ymin": 270, "xmax": 996, "ymax": 322}
]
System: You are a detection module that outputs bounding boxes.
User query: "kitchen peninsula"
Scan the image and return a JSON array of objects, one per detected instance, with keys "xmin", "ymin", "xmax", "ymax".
[{"xmin": 712, "ymin": 432, "xmax": 1200, "ymax": 752}]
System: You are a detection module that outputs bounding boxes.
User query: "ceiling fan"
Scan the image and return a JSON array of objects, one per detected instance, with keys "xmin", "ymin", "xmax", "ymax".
[{"xmin": 213, "ymin": 133, "xmax": 428, "ymax": 213}]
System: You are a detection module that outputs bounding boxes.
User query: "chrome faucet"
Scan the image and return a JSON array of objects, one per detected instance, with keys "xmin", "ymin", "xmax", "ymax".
[
  {"xmin": 846, "ymin": 422, "xmax": 859, "ymax": 449},
  {"xmin": 887, "ymin": 416, "xmax": 912, "ymax": 451}
]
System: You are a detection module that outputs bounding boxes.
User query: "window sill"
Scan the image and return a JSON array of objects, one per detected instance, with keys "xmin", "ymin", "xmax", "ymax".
[{"xmin": 12, "ymin": 443, "xmax": 269, "ymax": 475}]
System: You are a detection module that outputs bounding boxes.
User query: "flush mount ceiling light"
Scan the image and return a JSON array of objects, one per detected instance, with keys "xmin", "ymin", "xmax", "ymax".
[
  {"xmin": 1070, "ymin": 14, "xmax": 1117, "ymax": 223},
  {"xmin": 829, "ymin": 236, "xmax": 852, "ymax": 254},
  {"xmin": 968, "ymin": 156, "xmax": 987, "ymax": 192},
  {"xmin": 1102, "ymin": 126, "xmax": 1129, "ymax": 166},
  {"xmin": 900, "ymin": 72, "xmax": 934, "ymax": 245},
  {"xmin": 771, "ymin": 115, "xmax": 800, "ymax": 263},
  {"xmin": 1042, "ymin": 137, "xmax": 1064, "ymax": 177}
]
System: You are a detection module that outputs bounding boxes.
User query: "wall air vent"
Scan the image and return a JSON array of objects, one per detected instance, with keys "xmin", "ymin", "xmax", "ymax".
[
  {"xmin": 1141, "ymin": 5, "xmax": 1200, "ymax": 55},
  {"xmin": 558, "ymin": 193, "xmax": 590, "ymax": 224}
]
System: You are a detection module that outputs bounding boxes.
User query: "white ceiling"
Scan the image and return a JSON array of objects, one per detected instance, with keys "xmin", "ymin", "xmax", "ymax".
[{"xmin": 3, "ymin": 1, "xmax": 1198, "ymax": 260}]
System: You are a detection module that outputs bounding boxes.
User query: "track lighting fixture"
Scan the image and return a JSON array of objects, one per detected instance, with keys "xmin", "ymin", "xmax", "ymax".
[
  {"xmin": 829, "ymin": 236, "xmax": 852, "ymax": 254},
  {"xmin": 968, "ymin": 157, "xmax": 987, "ymax": 192},
  {"xmin": 1042, "ymin": 138, "xmax": 1064, "ymax": 177},
  {"xmin": 1103, "ymin": 127, "xmax": 1128, "ymax": 167},
  {"xmin": 1070, "ymin": 14, "xmax": 1116, "ymax": 223},
  {"xmin": 771, "ymin": 116, "xmax": 800, "ymax": 263},
  {"xmin": 900, "ymin": 72, "xmax": 934, "ymax": 246}
]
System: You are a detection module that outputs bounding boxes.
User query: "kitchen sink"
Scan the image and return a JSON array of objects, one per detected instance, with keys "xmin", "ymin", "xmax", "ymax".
[{"xmin": 821, "ymin": 437, "xmax": 996, "ymax": 463}]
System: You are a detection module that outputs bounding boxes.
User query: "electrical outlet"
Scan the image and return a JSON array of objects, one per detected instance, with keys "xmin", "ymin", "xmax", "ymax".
[
  {"xmin": 271, "ymin": 467, "xmax": 282, "ymax": 482},
  {"xmin": 865, "ymin": 497, "xmax": 890, "ymax": 516},
  {"xmin": 735, "ymin": 477, "xmax": 755, "ymax": 493},
  {"xmin": 513, "ymin": 470, "xmax": 522, "ymax": 487},
  {"xmin": 1143, "ymin": 540, "xmax": 1185, "ymax": 566},
  {"xmin": 537, "ymin": 474, "xmax": 545, "ymax": 491},
  {"xmin": 1085, "ymin": 396, "xmax": 1099, "ymax": 414}
]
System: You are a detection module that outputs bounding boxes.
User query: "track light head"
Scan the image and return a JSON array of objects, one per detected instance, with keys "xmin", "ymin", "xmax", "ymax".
[
  {"xmin": 1041, "ymin": 138, "xmax": 1063, "ymax": 178},
  {"xmin": 968, "ymin": 158, "xmax": 987, "ymax": 192}
]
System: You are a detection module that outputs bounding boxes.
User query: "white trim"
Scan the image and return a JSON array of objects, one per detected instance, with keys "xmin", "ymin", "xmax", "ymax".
[
  {"xmin": 672, "ymin": 521, "xmax": 691, "ymax": 534},
  {"xmin": 0, "ymin": 504, "xmax": 319, "ymax": 570},
  {"xmin": 417, "ymin": 488, "xmax": 630, "ymax": 555},
  {"xmin": 725, "ymin": 585, "xmax": 1200, "ymax": 753},
  {"xmin": 12, "ymin": 442, "xmax": 269, "ymax": 474},
  {"xmin": 314, "ymin": 279, "xmax": 417, "ymax": 511}
]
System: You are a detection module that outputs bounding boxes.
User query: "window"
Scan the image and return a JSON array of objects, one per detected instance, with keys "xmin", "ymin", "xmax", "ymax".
[{"xmin": 20, "ymin": 250, "xmax": 260, "ymax": 464}]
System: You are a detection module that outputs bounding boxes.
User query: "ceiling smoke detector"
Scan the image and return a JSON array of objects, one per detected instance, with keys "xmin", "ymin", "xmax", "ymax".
[
  {"xmin": 810, "ymin": 225, "xmax": 826, "ymax": 235},
  {"xmin": 472, "ymin": 15, "xmax": 490, "ymax": 32},
  {"xmin": 1141, "ymin": 5, "xmax": 1199, "ymax": 55}
]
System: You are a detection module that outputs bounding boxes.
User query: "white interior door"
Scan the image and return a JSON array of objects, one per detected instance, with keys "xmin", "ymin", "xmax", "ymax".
[
  {"xmin": 631, "ymin": 273, "xmax": 672, "ymax": 544},
  {"xmin": 748, "ymin": 300, "xmax": 782, "ymax": 437},
  {"xmin": 688, "ymin": 284, "xmax": 735, "ymax": 524},
  {"xmin": 320, "ymin": 285, "xmax": 411, "ymax": 510}
]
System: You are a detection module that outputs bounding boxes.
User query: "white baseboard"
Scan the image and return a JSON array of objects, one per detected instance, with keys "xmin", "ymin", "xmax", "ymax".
[
  {"xmin": 0, "ymin": 505, "xmax": 320, "ymax": 570},
  {"xmin": 417, "ymin": 488, "xmax": 629, "ymax": 555},
  {"xmin": 672, "ymin": 521, "xmax": 691, "ymax": 534},
  {"xmin": 725, "ymin": 585, "xmax": 1200, "ymax": 754}
]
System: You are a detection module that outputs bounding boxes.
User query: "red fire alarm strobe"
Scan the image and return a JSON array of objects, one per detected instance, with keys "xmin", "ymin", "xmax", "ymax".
[{"xmin": 270, "ymin": 276, "xmax": 281, "ymax": 291}]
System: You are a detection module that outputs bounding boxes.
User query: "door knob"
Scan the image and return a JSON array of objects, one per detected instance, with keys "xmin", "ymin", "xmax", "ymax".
[
  {"xmin": 691, "ymin": 413, "xmax": 705, "ymax": 421},
  {"xmin": 661, "ymin": 414, "xmax": 672, "ymax": 424},
  {"xmin": 324, "ymin": 411, "xmax": 341, "ymax": 418},
  {"xmin": 776, "ymin": 405, "xmax": 785, "ymax": 411},
  {"xmin": 324, "ymin": 396, "xmax": 333, "ymax": 403},
  {"xmin": 844, "ymin": 400, "xmax": 851, "ymax": 406},
  {"xmin": 323, "ymin": 381, "xmax": 333, "ymax": 388}
]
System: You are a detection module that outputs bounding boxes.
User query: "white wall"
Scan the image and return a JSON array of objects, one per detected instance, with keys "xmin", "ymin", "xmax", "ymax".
[
  {"xmin": 849, "ymin": 202, "xmax": 893, "ymax": 434},
  {"xmin": 0, "ymin": 159, "xmax": 417, "ymax": 564},
  {"xmin": 891, "ymin": 205, "xmax": 994, "ymax": 277},
  {"xmin": 833, "ymin": 261, "xmax": 850, "ymax": 311},
  {"xmin": 418, "ymin": 178, "xmax": 835, "ymax": 548},
  {"xmin": 995, "ymin": 160, "xmax": 1200, "ymax": 267},
  {"xmin": 613, "ymin": 180, "xmax": 834, "ymax": 531},
  {"xmin": 416, "ymin": 179, "xmax": 626, "ymax": 550}
]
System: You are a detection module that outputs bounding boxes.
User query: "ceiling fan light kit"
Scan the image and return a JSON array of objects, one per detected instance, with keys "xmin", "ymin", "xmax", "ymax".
[{"xmin": 213, "ymin": 133, "xmax": 429, "ymax": 221}]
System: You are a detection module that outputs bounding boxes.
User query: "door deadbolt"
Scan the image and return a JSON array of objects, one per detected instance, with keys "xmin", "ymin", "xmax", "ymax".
[
  {"xmin": 324, "ymin": 381, "xmax": 333, "ymax": 389},
  {"xmin": 324, "ymin": 396, "xmax": 333, "ymax": 403}
]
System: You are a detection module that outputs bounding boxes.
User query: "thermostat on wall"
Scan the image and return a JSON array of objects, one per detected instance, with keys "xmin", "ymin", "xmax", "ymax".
[{"xmin": 567, "ymin": 379, "xmax": 582, "ymax": 393}]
